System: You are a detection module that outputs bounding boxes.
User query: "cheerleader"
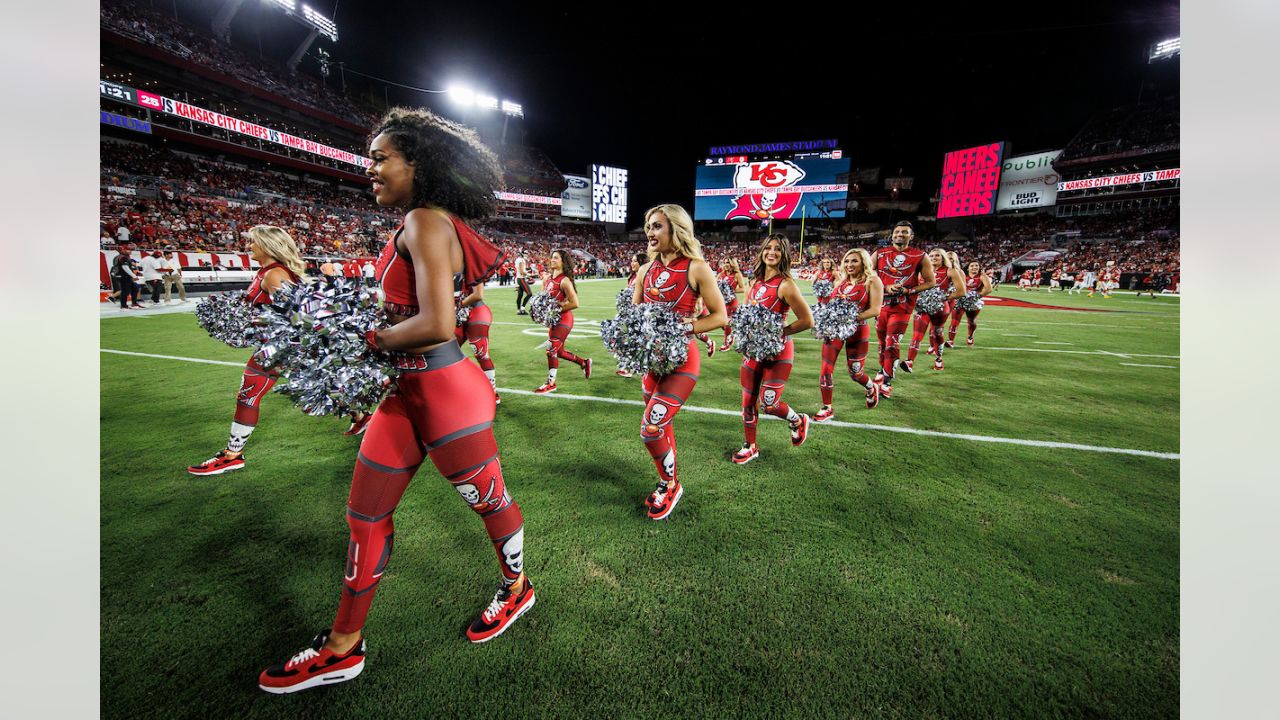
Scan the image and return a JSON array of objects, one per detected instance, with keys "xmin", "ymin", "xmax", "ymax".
[
  {"xmin": 946, "ymin": 261, "xmax": 994, "ymax": 347},
  {"xmin": 904, "ymin": 247, "xmax": 966, "ymax": 371},
  {"xmin": 455, "ymin": 281, "xmax": 499, "ymax": 404},
  {"xmin": 533, "ymin": 249, "xmax": 592, "ymax": 394},
  {"xmin": 258, "ymin": 108, "xmax": 532, "ymax": 693},
  {"xmin": 812, "ymin": 257, "xmax": 836, "ymax": 303},
  {"xmin": 732, "ymin": 234, "xmax": 814, "ymax": 465},
  {"xmin": 617, "ymin": 251, "xmax": 650, "ymax": 377},
  {"xmin": 815, "ymin": 248, "xmax": 884, "ymax": 422},
  {"xmin": 716, "ymin": 258, "xmax": 746, "ymax": 351},
  {"xmin": 186, "ymin": 225, "xmax": 332, "ymax": 475},
  {"xmin": 632, "ymin": 204, "xmax": 727, "ymax": 520}
]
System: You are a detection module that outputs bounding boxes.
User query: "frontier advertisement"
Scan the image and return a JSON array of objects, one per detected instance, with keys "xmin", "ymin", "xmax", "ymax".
[
  {"xmin": 561, "ymin": 175, "xmax": 591, "ymax": 219},
  {"xmin": 995, "ymin": 150, "xmax": 1062, "ymax": 212},
  {"xmin": 937, "ymin": 142, "xmax": 1006, "ymax": 218},
  {"xmin": 694, "ymin": 158, "xmax": 851, "ymax": 221}
]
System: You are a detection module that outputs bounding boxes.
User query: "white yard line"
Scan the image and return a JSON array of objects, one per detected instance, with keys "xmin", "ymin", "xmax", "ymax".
[
  {"xmin": 1034, "ymin": 341, "xmax": 1073, "ymax": 345},
  {"xmin": 1000, "ymin": 333, "xmax": 1038, "ymax": 337},
  {"xmin": 101, "ymin": 348, "xmax": 1179, "ymax": 460},
  {"xmin": 1119, "ymin": 363, "xmax": 1178, "ymax": 369}
]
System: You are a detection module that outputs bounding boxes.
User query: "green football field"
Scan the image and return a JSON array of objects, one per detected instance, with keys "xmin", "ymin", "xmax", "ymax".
[{"xmin": 100, "ymin": 280, "xmax": 1179, "ymax": 719}]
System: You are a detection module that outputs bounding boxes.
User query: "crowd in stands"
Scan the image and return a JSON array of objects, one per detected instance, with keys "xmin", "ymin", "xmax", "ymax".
[
  {"xmin": 1059, "ymin": 100, "xmax": 1179, "ymax": 162},
  {"xmin": 101, "ymin": 0, "xmax": 377, "ymax": 127}
]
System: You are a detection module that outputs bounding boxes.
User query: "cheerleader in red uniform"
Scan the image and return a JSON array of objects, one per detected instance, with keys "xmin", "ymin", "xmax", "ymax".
[
  {"xmin": 187, "ymin": 225, "xmax": 309, "ymax": 476},
  {"xmin": 815, "ymin": 248, "xmax": 884, "ymax": 422},
  {"xmin": 717, "ymin": 258, "xmax": 745, "ymax": 351},
  {"xmin": 631, "ymin": 204, "xmax": 726, "ymax": 520},
  {"xmin": 732, "ymin": 234, "xmax": 814, "ymax": 465},
  {"xmin": 946, "ymin": 261, "xmax": 994, "ymax": 347},
  {"xmin": 455, "ymin": 281, "xmax": 499, "ymax": 404},
  {"xmin": 258, "ymin": 108, "xmax": 531, "ymax": 694},
  {"xmin": 813, "ymin": 257, "xmax": 836, "ymax": 302},
  {"xmin": 617, "ymin": 251, "xmax": 650, "ymax": 377},
  {"xmin": 904, "ymin": 247, "xmax": 966, "ymax": 371},
  {"xmin": 533, "ymin": 249, "xmax": 592, "ymax": 394}
]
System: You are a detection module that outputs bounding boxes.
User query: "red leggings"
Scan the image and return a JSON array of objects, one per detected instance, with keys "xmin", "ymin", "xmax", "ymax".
[
  {"xmin": 455, "ymin": 303, "xmax": 495, "ymax": 372},
  {"xmin": 948, "ymin": 308, "xmax": 981, "ymax": 341},
  {"xmin": 233, "ymin": 356, "xmax": 277, "ymax": 428},
  {"xmin": 876, "ymin": 307, "xmax": 912, "ymax": 378},
  {"xmin": 332, "ymin": 342, "xmax": 522, "ymax": 634},
  {"xmin": 741, "ymin": 338, "xmax": 795, "ymax": 444},
  {"xmin": 907, "ymin": 310, "xmax": 948, "ymax": 362},
  {"xmin": 547, "ymin": 310, "xmax": 585, "ymax": 369},
  {"xmin": 640, "ymin": 339, "xmax": 700, "ymax": 486},
  {"xmin": 819, "ymin": 325, "xmax": 871, "ymax": 405}
]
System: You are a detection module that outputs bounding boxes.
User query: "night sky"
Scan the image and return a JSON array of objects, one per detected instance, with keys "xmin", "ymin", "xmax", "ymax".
[{"xmin": 188, "ymin": 0, "xmax": 1180, "ymax": 222}]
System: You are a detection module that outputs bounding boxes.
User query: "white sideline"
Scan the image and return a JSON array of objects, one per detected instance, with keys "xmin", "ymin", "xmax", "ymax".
[
  {"xmin": 1120, "ymin": 363, "xmax": 1178, "ymax": 369},
  {"xmin": 100, "ymin": 348, "xmax": 1179, "ymax": 460}
]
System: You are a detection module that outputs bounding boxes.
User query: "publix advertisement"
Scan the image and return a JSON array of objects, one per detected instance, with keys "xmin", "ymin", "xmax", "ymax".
[{"xmin": 995, "ymin": 150, "xmax": 1062, "ymax": 212}]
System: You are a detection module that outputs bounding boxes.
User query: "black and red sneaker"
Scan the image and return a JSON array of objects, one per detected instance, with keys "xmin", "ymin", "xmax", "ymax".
[
  {"xmin": 583, "ymin": 358, "xmax": 593, "ymax": 380},
  {"xmin": 467, "ymin": 580, "xmax": 537, "ymax": 643},
  {"xmin": 646, "ymin": 479, "xmax": 684, "ymax": 520},
  {"xmin": 343, "ymin": 413, "xmax": 372, "ymax": 436},
  {"xmin": 790, "ymin": 413, "xmax": 810, "ymax": 447},
  {"xmin": 258, "ymin": 630, "xmax": 366, "ymax": 694},
  {"xmin": 187, "ymin": 451, "xmax": 244, "ymax": 476}
]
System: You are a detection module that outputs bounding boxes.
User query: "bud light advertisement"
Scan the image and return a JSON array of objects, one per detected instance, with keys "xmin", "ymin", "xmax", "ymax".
[{"xmin": 693, "ymin": 157, "xmax": 851, "ymax": 221}]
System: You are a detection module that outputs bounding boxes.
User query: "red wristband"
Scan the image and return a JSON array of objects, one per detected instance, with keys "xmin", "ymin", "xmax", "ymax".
[{"xmin": 364, "ymin": 329, "xmax": 380, "ymax": 352}]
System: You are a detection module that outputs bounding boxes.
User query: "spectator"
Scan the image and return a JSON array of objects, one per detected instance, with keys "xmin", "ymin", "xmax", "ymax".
[
  {"xmin": 162, "ymin": 247, "xmax": 187, "ymax": 303},
  {"xmin": 139, "ymin": 249, "xmax": 167, "ymax": 304},
  {"xmin": 111, "ymin": 245, "xmax": 143, "ymax": 309}
]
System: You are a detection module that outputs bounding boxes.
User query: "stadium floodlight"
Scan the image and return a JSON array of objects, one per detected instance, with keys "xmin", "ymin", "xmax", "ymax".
[
  {"xmin": 476, "ymin": 94, "xmax": 499, "ymax": 110},
  {"xmin": 448, "ymin": 84, "xmax": 476, "ymax": 106},
  {"xmin": 1148, "ymin": 37, "xmax": 1180, "ymax": 63},
  {"xmin": 301, "ymin": 5, "xmax": 338, "ymax": 41},
  {"xmin": 268, "ymin": 0, "xmax": 297, "ymax": 11},
  {"xmin": 501, "ymin": 100, "xmax": 523, "ymax": 117}
]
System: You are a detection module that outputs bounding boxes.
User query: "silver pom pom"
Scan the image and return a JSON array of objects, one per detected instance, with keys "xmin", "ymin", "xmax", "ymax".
[
  {"xmin": 717, "ymin": 278, "xmax": 735, "ymax": 303},
  {"xmin": 616, "ymin": 286, "xmax": 636, "ymax": 311},
  {"xmin": 601, "ymin": 303, "xmax": 690, "ymax": 376},
  {"xmin": 195, "ymin": 290, "xmax": 259, "ymax": 348},
  {"xmin": 812, "ymin": 298, "xmax": 861, "ymax": 341},
  {"xmin": 915, "ymin": 287, "xmax": 947, "ymax": 316},
  {"xmin": 456, "ymin": 303, "xmax": 473, "ymax": 326},
  {"xmin": 812, "ymin": 279, "xmax": 834, "ymax": 299},
  {"xmin": 730, "ymin": 303, "xmax": 786, "ymax": 361},
  {"xmin": 528, "ymin": 293, "xmax": 562, "ymax": 328},
  {"xmin": 956, "ymin": 290, "xmax": 985, "ymax": 312},
  {"xmin": 252, "ymin": 277, "xmax": 398, "ymax": 416}
]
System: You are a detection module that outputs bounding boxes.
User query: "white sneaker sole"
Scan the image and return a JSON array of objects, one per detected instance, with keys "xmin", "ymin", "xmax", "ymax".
[
  {"xmin": 648, "ymin": 483, "xmax": 683, "ymax": 520},
  {"xmin": 469, "ymin": 593, "xmax": 536, "ymax": 644},
  {"xmin": 187, "ymin": 463, "xmax": 244, "ymax": 476},
  {"xmin": 731, "ymin": 452, "xmax": 758, "ymax": 466},
  {"xmin": 259, "ymin": 659, "xmax": 365, "ymax": 694}
]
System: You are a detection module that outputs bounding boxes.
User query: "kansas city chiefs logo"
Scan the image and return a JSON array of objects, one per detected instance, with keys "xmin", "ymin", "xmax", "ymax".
[{"xmin": 725, "ymin": 161, "xmax": 805, "ymax": 221}]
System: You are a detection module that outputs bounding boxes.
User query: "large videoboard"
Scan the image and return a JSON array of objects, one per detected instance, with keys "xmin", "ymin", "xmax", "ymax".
[
  {"xmin": 937, "ymin": 142, "xmax": 1006, "ymax": 218},
  {"xmin": 694, "ymin": 156, "xmax": 850, "ymax": 221},
  {"xmin": 592, "ymin": 165, "xmax": 628, "ymax": 223}
]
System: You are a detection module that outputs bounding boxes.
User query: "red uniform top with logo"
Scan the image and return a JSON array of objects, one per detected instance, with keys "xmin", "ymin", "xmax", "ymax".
[
  {"xmin": 965, "ymin": 274, "xmax": 984, "ymax": 294},
  {"xmin": 642, "ymin": 256, "xmax": 700, "ymax": 316},
  {"xmin": 374, "ymin": 213, "xmax": 505, "ymax": 318},
  {"xmin": 875, "ymin": 246, "xmax": 927, "ymax": 314},
  {"xmin": 932, "ymin": 266, "xmax": 955, "ymax": 315},
  {"xmin": 747, "ymin": 274, "xmax": 794, "ymax": 361},
  {"xmin": 814, "ymin": 269, "xmax": 836, "ymax": 305},
  {"xmin": 831, "ymin": 278, "xmax": 870, "ymax": 313},
  {"xmin": 245, "ymin": 262, "xmax": 301, "ymax": 305},
  {"xmin": 546, "ymin": 273, "xmax": 568, "ymax": 302}
]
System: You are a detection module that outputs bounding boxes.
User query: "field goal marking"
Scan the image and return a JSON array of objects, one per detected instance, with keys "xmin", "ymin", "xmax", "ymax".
[{"xmin": 100, "ymin": 348, "xmax": 1179, "ymax": 461}]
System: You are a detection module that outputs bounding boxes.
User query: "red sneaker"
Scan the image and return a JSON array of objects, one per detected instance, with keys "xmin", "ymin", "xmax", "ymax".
[
  {"xmin": 467, "ymin": 580, "xmax": 537, "ymax": 643},
  {"xmin": 646, "ymin": 479, "xmax": 684, "ymax": 520},
  {"xmin": 718, "ymin": 335, "xmax": 734, "ymax": 353},
  {"xmin": 258, "ymin": 630, "xmax": 366, "ymax": 694},
  {"xmin": 865, "ymin": 382, "xmax": 880, "ymax": 409},
  {"xmin": 343, "ymin": 414, "xmax": 372, "ymax": 436},
  {"xmin": 533, "ymin": 382, "xmax": 557, "ymax": 394},
  {"xmin": 187, "ymin": 451, "xmax": 244, "ymax": 476},
  {"xmin": 966, "ymin": 337, "xmax": 974, "ymax": 346},
  {"xmin": 615, "ymin": 368, "xmax": 633, "ymax": 378},
  {"xmin": 814, "ymin": 406, "xmax": 835, "ymax": 423},
  {"xmin": 873, "ymin": 371, "xmax": 885, "ymax": 385},
  {"xmin": 897, "ymin": 359, "xmax": 914, "ymax": 374},
  {"xmin": 705, "ymin": 339, "xmax": 716, "ymax": 358},
  {"xmin": 582, "ymin": 358, "xmax": 593, "ymax": 380},
  {"xmin": 944, "ymin": 340, "xmax": 955, "ymax": 349},
  {"xmin": 731, "ymin": 443, "xmax": 759, "ymax": 465},
  {"xmin": 494, "ymin": 393, "xmax": 501, "ymax": 406},
  {"xmin": 933, "ymin": 358, "xmax": 944, "ymax": 371},
  {"xmin": 877, "ymin": 381, "xmax": 893, "ymax": 400},
  {"xmin": 790, "ymin": 413, "xmax": 810, "ymax": 447}
]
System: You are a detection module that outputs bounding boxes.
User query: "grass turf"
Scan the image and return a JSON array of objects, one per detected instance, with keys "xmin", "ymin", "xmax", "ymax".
[{"xmin": 100, "ymin": 280, "xmax": 1178, "ymax": 719}]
